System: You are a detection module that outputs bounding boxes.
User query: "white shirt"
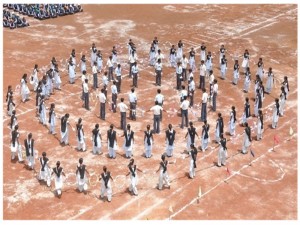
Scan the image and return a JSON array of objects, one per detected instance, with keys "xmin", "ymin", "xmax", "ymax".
[
  {"xmin": 176, "ymin": 65, "xmax": 183, "ymax": 74},
  {"xmin": 180, "ymin": 90, "xmax": 188, "ymax": 98},
  {"xmin": 155, "ymin": 94, "xmax": 164, "ymax": 104},
  {"xmin": 106, "ymin": 59, "xmax": 113, "ymax": 68},
  {"xmin": 131, "ymin": 65, "xmax": 139, "ymax": 74},
  {"xmin": 92, "ymin": 65, "xmax": 97, "ymax": 74},
  {"xmin": 202, "ymin": 92, "xmax": 208, "ymax": 103},
  {"xmin": 102, "ymin": 76, "xmax": 108, "ymax": 86},
  {"xmin": 111, "ymin": 85, "xmax": 118, "ymax": 94},
  {"xmin": 99, "ymin": 93, "xmax": 106, "ymax": 103},
  {"xmin": 129, "ymin": 54, "xmax": 138, "ymax": 63},
  {"xmin": 155, "ymin": 53, "xmax": 164, "ymax": 62},
  {"xmin": 129, "ymin": 92, "xmax": 137, "ymax": 103},
  {"xmin": 200, "ymin": 64, "xmax": 206, "ymax": 76},
  {"xmin": 189, "ymin": 80, "xmax": 195, "ymax": 91},
  {"xmin": 81, "ymin": 74, "xmax": 87, "ymax": 84},
  {"xmin": 213, "ymin": 83, "xmax": 218, "ymax": 93},
  {"xmin": 180, "ymin": 100, "xmax": 190, "ymax": 110},
  {"xmin": 150, "ymin": 105, "xmax": 163, "ymax": 115},
  {"xmin": 155, "ymin": 62, "xmax": 162, "ymax": 71},
  {"xmin": 118, "ymin": 102, "xmax": 128, "ymax": 112},
  {"xmin": 83, "ymin": 82, "xmax": 89, "ymax": 93},
  {"xmin": 181, "ymin": 57, "xmax": 189, "ymax": 69},
  {"xmin": 188, "ymin": 72, "xmax": 194, "ymax": 81},
  {"xmin": 209, "ymin": 74, "xmax": 215, "ymax": 84},
  {"xmin": 115, "ymin": 67, "xmax": 122, "ymax": 77}
]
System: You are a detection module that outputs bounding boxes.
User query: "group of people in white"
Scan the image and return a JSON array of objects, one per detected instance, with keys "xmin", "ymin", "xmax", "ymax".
[{"xmin": 7, "ymin": 36, "xmax": 290, "ymax": 201}]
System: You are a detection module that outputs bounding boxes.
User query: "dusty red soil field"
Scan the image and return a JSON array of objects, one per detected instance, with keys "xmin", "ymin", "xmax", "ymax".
[{"xmin": 2, "ymin": 4, "xmax": 297, "ymax": 220}]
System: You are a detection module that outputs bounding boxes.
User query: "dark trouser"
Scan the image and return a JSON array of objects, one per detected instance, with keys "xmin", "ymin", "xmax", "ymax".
[
  {"xmin": 93, "ymin": 73, "xmax": 98, "ymax": 89},
  {"xmin": 132, "ymin": 73, "xmax": 138, "ymax": 87},
  {"xmin": 176, "ymin": 73, "xmax": 182, "ymax": 90},
  {"xmin": 130, "ymin": 102, "xmax": 137, "ymax": 120},
  {"xmin": 201, "ymin": 102, "xmax": 207, "ymax": 121},
  {"xmin": 212, "ymin": 93, "xmax": 217, "ymax": 111},
  {"xmin": 209, "ymin": 83, "xmax": 213, "ymax": 98},
  {"xmin": 181, "ymin": 109, "xmax": 189, "ymax": 128},
  {"xmin": 182, "ymin": 68, "xmax": 187, "ymax": 81},
  {"xmin": 199, "ymin": 76, "xmax": 205, "ymax": 90},
  {"xmin": 112, "ymin": 94, "xmax": 117, "ymax": 113},
  {"xmin": 121, "ymin": 112, "xmax": 126, "ymax": 131},
  {"xmin": 84, "ymin": 92, "xmax": 89, "ymax": 110},
  {"xmin": 108, "ymin": 67, "xmax": 114, "ymax": 81},
  {"xmin": 116, "ymin": 76, "xmax": 121, "ymax": 92},
  {"xmin": 153, "ymin": 115, "xmax": 161, "ymax": 133},
  {"xmin": 100, "ymin": 102, "xmax": 105, "ymax": 119},
  {"xmin": 156, "ymin": 70, "xmax": 162, "ymax": 86},
  {"xmin": 189, "ymin": 90, "xmax": 194, "ymax": 107},
  {"xmin": 129, "ymin": 63, "xmax": 134, "ymax": 77},
  {"xmin": 158, "ymin": 103, "xmax": 163, "ymax": 121}
]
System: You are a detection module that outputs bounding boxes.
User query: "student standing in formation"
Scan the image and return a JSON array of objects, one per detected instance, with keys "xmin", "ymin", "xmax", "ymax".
[
  {"xmin": 180, "ymin": 96, "xmax": 190, "ymax": 129},
  {"xmin": 83, "ymin": 78, "xmax": 90, "ymax": 110},
  {"xmin": 265, "ymin": 67, "xmax": 274, "ymax": 94},
  {"xmin": 107, "ymin": 124, "xmax": 118, "ymax": 159},
  {"xmin": 25, "ymin": 133, "xmax": 35, "ymax": 170},
  {"xmin": 20, "ymin": 73, "xmax": 30, "ymax": 102},
  {"xmin": 128, "ymin": 39, "xmax": 135, "ymax": 57},
  {"xmin": 6, "ymin": 85, "xmax": 13, "ymax": 114},
  {"xmin": 68, "ymin": 57, "xmax": 76, "ymax": 84},
  {"xmin": 144, "ymin": 124, "xmax": 154, "ymax": 158},
  {"xmin": 112, "ymin": 46, "xmax": 118, "ymax": 67},
  {"xmin": 259, "ymin": 81, "xmax": 265, "ymax": 103},
  {"xmin": 153, "ymin": 36, "xmax": 159, "ymax": 52},
  {"xmin": 92, "ymin": 124, "xmax": 102, "ymax": 155},
  {"xmin": 200, "ymin": 88, "xmax": 208, "ymax": 122},
  {"xmin": 99, "ymin": 88, "xmax": 106, "ymax": 120},
  {"xmin": 60, "ymin": 113, "xmax": 70, "ymax": 145},
  {"xmin": 99, "ymin": 166, "xmax": 113, "ymax": 202},
  {"xmin": 71, "ymin": 49, "xmax": 76, "ymax": 68},
  {"xmin": 7, "ymin": 95, "xmax": 15, "ymax": 117},
  {"xmin": 232, "ymin": 59, "xmax": 240, "ymax": 85},
  {"xmin": 188, "ymin": 77, "xmax": 195, "ymax": 107},
  {"xmin": 51, "ymin": 161, "xmax": 66, "ymax": 197},
  {"xmin": 181, "ymin": 54, "xmax": 189, "ymax": 81},
  {"xmin": 254, "ymin": 89, "xmax": 262, "ymax": 117},
  {"xmin": 169, "ymin": 44, "xmax": 177, "ymax": 68},
  {"xmin": 122, "ymin": 124, "xmax": 134, "ymax": 159},
  {"xmin": 126, "ymin": 158, "xmax": 143, "ymax": 196},
  {"xmin": 200, "ymin": 42, "xmax": 206, "ymax": 61},
  {"xmin": 30, "ymin": 64, "xmax": 39, "ymax": 92},
  {"xmin": 254, "ymin": 75, "xmax": 260, "ymax": 95},
  {"xmin": 111, "ymin": 81, "xmax": 118, "ymax": 113},
  {"xmin": 11, "ymin": 125, "xmax": 21, "ymax": 161},
  {"xmin": 208, "ymin": 70, "xmax": 215, "ymax": 101},
  {"xmin": 279, "ymin": 86, "xmax": 287, "ymax": 116},
  {"xmin": 228, "ymin": 106, "xmax": 237, "ymax": 136},
  {"xmin": 186, "ymin": 144, "xmax": 198, "ymax": 179},
  {"xmin": 131, "ymin": 61, "xmax": 139, "ymax": 88},
  {"xmin": 53, "ymin": 65, "xmax": 61, "ymax": 90},
  {"xmin": 38, "ymin": 152, "xmax": 51, "ymax": 187},
  {"xmin": 201, "ymin": 120, "xmax": 210, "ymax": 152},
  {"xmin": 10, "ymin": 110, "xmax": 18, "ymax": 130},
  {"xmin": 115, "ymin": 64, "xmax": 122, "ymax": 93},
  {"xmin": 199, "ymin": 60, "xmax": 206, "ymax": 90},
  {"xmin": 205, "ymin": 51, "xmax": 213, "ymax": 77},
  {"xmin": 106, "ymin": 55, "xmax": 114, "ymax": 81},
  {"xmin": 46, "ymin": 68, "xmax": 54, "ymax": 96},
  {"xmin": 155, "ymin": 58, "xmax": 163, "ymax": 86},
  {"xmin": 189, "ymin": 47, "xmax": 196, "ymax": 72},
  {"xmin": 242, "ymin": 49, "xmax": 250, "ymax": 73},
  {"xmin": 81, "ymin": 70, "xmax": 87, "ymax": 101},
  {"xmin": 76, "ymin": 118, "xmax": 86, "ymax": 152},
  {"xmin": 129, "ymin": 50, "xmax": 138, "ymax": 78},
  {"xmin": 35, "ymin": 83, "xmax": 42, "ymax": 114},
  {"xmin": 149, "ymin": 43, "xmax": 156, "ymax": 66},
  {"xmin": 257, "ymin": 109, "xmax": 264, "ymax": 141},
  {"xmin": 149, "ymin": 101, "xmax": 164, "ymax": 134},
  {"xmin": 212, "ymin": 79, "xmax": 218, "ymax": 112},
  {"xmin": 156, "ymin": 154, "xmax": 171, "ymax": 190},
  {"xmin": 176, "ymin": 61, "xmax": 183, "ymax": 90},
  {"xmin": 80, "ymin": 55, "xmax": 86, "ymax": 74},
  {"xmin": 257, "ymin": 57, "xmax": 264, "ymax": 80},
  {"xmin": 243, "ymin": 67, "xmax": 251, "ymax": 93},
  {"xmin": 219, "ymin": 44, "xmax": 226, "ymax": 67},
  {"xmin": 155, "ymin": 49, "xmax": 165, "ymax": 64},
  {"xmin": 215, "ymin": 113, "xmax": 224, "ymax": 143},
  {"xmin": 117, "ymin": 98, "xmax": 128, "ymax": 131},
  {"xmin": 155, "ymin": 89, "xmax": 164, "ymax": 121},
  {"xmin": 102, "ymin": 72, "xmax": 109, "ymax": 98},
  {"xmin": 76, "ymin": 158, "xmax": 89, "ymax": 193},
  {"xmin": 242, "ymin": 97, "xmax": 251, "ymax": 126},
  {"xmin": 180, "ymin": 85, "xmax": 188, "ymax": 103},
  {"xmin": 217, "ymin": 134, "xmax": 227, "ymax": 167},
  {"xmin": 220, "ymin": 55, "xmax": 227, "ymax": 79},
  {"xmin": 129, "ymin": 88, "xmax": 137, "ymax": 120},
  {"xmin": 165, "ymin": 124, "xmax": 176, "ymax": 157},
  {"xmin": 39, "ymin": 96, "xmax": 47, "ymax": 125},
  {"xmin": 185, "ymin": 122, "xmax": 199, "ymax": 152},
  {"xmin": 48, "ymin": 103, "xmax": 56, "ymax": 134},
  {"xmin": 187, "ymin": 68, "xmax": 194, "ymax": 81},
  {"xmin": 282, "ymin": 76, "xmax": 290, "ymax": 97},
  {"xmin": 272, "ymin": 98, "xmax": 280, "ymax": 129},
  {"xmin": 177, "ymin": 40, "xmax": 183, "ymax": 61},
  {"xmin": 90, "ymin": 43, "xmax": 97, "ymax": 67},
  {"xmin": 242, "ymin": 122, "xmax": 252, "ymax": 154},
  {"xmin": 92, "ymin": 62, "xmax": 98, "ymax": 89}
]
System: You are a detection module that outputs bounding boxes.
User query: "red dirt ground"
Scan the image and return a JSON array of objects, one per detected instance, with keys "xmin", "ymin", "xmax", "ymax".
[{"xmin": 2, "ymin": 4, "xmax": 297, "ymax": 220}]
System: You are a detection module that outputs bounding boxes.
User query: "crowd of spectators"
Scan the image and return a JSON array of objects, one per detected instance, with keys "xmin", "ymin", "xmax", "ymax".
[{"xmin": 3, "ymin": 9, "xmax": 29, "ymax": 29}]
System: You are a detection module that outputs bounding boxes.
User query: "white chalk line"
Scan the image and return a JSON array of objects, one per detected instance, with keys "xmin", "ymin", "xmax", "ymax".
[{"xmin": 238, "ymin": 22, "xmax": 278, "ymax": 38}]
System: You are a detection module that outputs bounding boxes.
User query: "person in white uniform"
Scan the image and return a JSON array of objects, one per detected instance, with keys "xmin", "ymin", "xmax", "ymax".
[
  {"xmin": 188, "ymin": 144, "xmax": 198, "ymax": 179},
  {"xmin": 242, "ymin": 97, "xmax": 251, "ymax": 126},
  {"xmin": 99, "ymin": 166, "xmax": 113, "ymax": 202},
  {"xmin": 200, "ymin": 43, "xmax": 206, "ymax": 61},
  {"xmin": 228, "ymin": 106, "xmax": 237, "ymax": 136},
  {"xmin": 215, "ymin": 113, "xmax": 224, "ymax": 143},
  {"xmin": 232, "ymin": 60, "xmax": 240, "ymax": 85},
  {"xmin": 11, "ymin": 125, "xmax": 22, "ymax": 161},
  {"xmin": 25, "ymin": 133, "xmax": 36, "ymax": 170},
  {"xmin": 48, "ymin": 103, "xmax": 56, "ymax": 134},
  {"xmin": 144, "ymin": 124, "xmax": 154, "ymax": 158},
  {"xmin": 90, "ymin": 42, "xmax": 97, "ymax": 67},
  {"xmin": 80, "ymin": 55, "xmax": 87, "ymax": 74},
  {"xmin": 107, "ymin": 124, "xmax": 118, "ymax": 159},
  {"xmin": 96, "ymin": 50, "xmax": 103, "ymax": 72},
  {"xmin": 243, "ymin": 67, "xmax": 251, "ymax": 93},
  {"xmin": 156, "ymin": 154, "xmax": 170, "ymax": 190},
  {"xmin": 126, "ymin": 158, "xmax": 143, "ymax": 196},
  {"xmin": 279, "ymin": 86, "xmax": 287, "ymax": 116},
  {"xmin": 76, "ymin": 118, "xmax": 86, "ymax": 151},
  {"xmin": 177, "ymin": 40, "xmax": 184, "ymax": 61},
  {"xmin": 217, "ymin": 134, "xmax": 227, "ymax": 167},
  {"xmin": 92, "ymin": 124, "xmax": 102, "ymax": 155},
  {"xmin": 242, "ymin": 122, "xmax": 252, "ymax": 154},
  {"xmin": 38, "ymin": 152, "xmax": 51, "ymax": 187},
  {"xmin": 30, "ymin": 64, "xmax": 39, "ymax": 92},
  {"xmin": 272, "ymin": 98, "xmax": 280, "ymax": 129},
  {"xmin": 51, "ymin": 161, "xmax": 66, "ymax": 197},
  {"xmin": 169, "ymin": 45, "xmax": 177, "ymax": 68},
  {"xmin": 68, "ymin": 57, "xmax": 76, "ymax": 84},
  {"xmin": 257, "ymin": 110, "xmax": 264, "ymax": 141},
  {"xmin": 219, "ymin": 44, "xmax": 226, "ymax": 67},
  {"xmin": 165, "ymin": 124, "xmax": 176, "ymax": 157},
  {"xmin": 201, "ymin": 120, "xmax": 210, "ymax": 152},
  {"xmin": 53, "ymin": 65, "xmax": 61, "ymax": 90},
  {"xmin": 241, "ymin": 49, "xmax": 250, "ymax": 73},
  {"xmin": 39, "ymin": 96, "xmax": 47, "ymax": 126},
  {"xmin": 76, "ymin": 158, "xmax": 89, "ymax": 193},
  {"xmin": 256, "ymin": 57, "xmax": 264, "ymax": 80},
  {"xmin": 20, "ymin": 73, "xmax": 30, "ymax": 102},
  {"xmin": 220, "ymin": 55, "xmax": 227, "ymax": 79},
  {"xmin": 7, "ymin": 95, "xmax": 15, "ymax": 117},
  {"xmin": 60, "ymin": 113, "xmax": 70, "ymax": 145},
  {"xmin": 185, "ymin": 122, "xmax": 199, "ymax": 152},
  {"xmin": 149, "ymin": 43, "xmax": 156, "ymax": 66},
  {"xmin": 265, "ymin": 67, "xmax": 274, "ymax": 94},
  {"xmin": 122, "ymin": 124, "xmax": 134, "ymax": 158}
]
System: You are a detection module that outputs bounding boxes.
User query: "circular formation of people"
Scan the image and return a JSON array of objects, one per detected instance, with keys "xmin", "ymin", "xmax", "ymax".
[{"xmin": 7, "ymin": 34, "xmax": 290, "ymax": 202}]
